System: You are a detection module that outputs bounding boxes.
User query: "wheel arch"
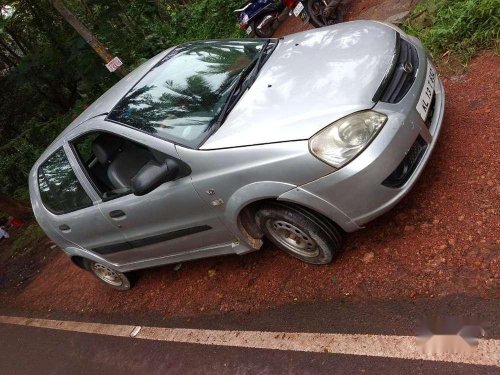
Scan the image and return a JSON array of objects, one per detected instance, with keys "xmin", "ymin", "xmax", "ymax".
[
  {"xmin": 228, "ymin": 182, "xmax": 348, "ymax": 250},
  {"xmin": 224, "ymin": 181, "xmax": 295, "ymax": 249},
  {"xmin": 64, "ymin": 246, "xmax": 123, "ymax": 272},
  {"xmin": 70, "ymin": 255, "xmax": 89, "ymax": 270},
  {"xmin": 278, "ymin": 187, "xmax": 360, "ymax": 233}
]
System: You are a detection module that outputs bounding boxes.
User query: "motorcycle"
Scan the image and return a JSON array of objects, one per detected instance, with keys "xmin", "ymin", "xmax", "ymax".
[
  {"xmin": 289, "ymin": 0, "xmax": 343, "ymax": 27},
  {"xmin": 235, "ymin": 1, "xmax": 343, "ymax": 38},
  {"xmin": 234, "ymin": 0, "xmax": 288, "ymax": 38}
]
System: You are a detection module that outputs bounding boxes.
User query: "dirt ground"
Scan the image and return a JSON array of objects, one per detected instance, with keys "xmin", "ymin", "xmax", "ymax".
[
  {"xmin": 0, "ymin": 6, "xmax": 498, "ymax": 320},
  {"xmin": 0, "ymin": 224, "xmax": 58, "ymax": 290}
]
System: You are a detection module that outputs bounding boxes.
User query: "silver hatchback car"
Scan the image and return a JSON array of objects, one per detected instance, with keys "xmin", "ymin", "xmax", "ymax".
[{"xmin": 30, "ymin": 21, "xmax": 444, "ymax": 290}]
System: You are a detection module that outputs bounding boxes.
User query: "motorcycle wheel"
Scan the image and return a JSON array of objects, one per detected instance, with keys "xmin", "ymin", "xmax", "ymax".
[
  {"xmin": 253, "ymin": 11, "xmax": 280, "ymax": 38},
  {"xmin": 306, "ymin": 0, "xmax": 343, "ymax": 28}
]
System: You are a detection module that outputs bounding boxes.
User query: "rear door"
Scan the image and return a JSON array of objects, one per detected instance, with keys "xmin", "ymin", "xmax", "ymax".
[{"xmin": 36, "ymin": 146, "xmax": 127, "ymax": 253}]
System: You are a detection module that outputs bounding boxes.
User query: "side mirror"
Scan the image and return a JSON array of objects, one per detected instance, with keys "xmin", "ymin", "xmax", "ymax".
[{"xmin": 131, "ymin": 159, "xmax": 179, "ymax": 196}]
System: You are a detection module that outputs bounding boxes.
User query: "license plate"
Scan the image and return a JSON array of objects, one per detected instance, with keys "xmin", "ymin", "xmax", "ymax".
[
  {"xmin": 246, "ymin": 25, "xmax": 253, "ymax": 35},
  {"xmin": 293, "ymin": 2, "xmax": 305, "ymax": 17},
  {"xmin": 416, "ymin": 62, "xmax": 437, "ymax": 121}
]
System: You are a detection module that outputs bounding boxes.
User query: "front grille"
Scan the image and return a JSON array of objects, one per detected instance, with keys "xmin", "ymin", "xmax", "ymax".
[
  {"xmin": 375, "ymin": 35, "xmax": 419, "ymax": 104},
  {"xmin": 382, "ymin": 136, "xmax": 428, "ymax": 188}
]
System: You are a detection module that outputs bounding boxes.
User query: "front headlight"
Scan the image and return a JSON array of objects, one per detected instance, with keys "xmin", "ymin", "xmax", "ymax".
[{"xmin": 309, "ymin": 111, "xmax": 387, "ymax": 168}]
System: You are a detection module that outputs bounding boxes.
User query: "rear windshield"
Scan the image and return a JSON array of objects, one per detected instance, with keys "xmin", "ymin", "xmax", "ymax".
[{"xmin": 107, "ymin": 40, "xmax": 265, "ymax": 148}]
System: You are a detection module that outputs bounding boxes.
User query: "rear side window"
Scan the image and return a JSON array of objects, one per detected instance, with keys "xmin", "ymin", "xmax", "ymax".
[{"xmin": 38, "ymin": 148, "xmax": 92, "ymax": 214}]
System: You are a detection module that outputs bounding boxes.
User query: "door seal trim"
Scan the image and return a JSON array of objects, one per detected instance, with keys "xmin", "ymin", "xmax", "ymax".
[{"xmin": 92, "ymin": 225, "xmax": 212, "ymax": 255}]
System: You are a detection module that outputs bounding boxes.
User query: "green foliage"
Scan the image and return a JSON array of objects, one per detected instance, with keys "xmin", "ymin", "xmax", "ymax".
[
  {"xmin": 405, "ymin": 0, "xmax": 500, "ymax": 63},
  {"xmin": 166, "ymin": 0, "xmax": 245, "ymax": 43},
  {"xmin": 73, "ymin": 0, "xmax": 245, "ymax": 65}
]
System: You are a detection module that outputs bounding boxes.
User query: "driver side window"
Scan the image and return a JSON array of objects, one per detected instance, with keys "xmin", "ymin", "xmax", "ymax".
[{"xmin": 71, "ymin": 132, "xmax": 169, "ymax": 200}]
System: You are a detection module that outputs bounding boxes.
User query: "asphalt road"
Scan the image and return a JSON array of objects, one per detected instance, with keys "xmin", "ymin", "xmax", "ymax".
[
  {"xmin": 1, "ymin": 295, "xmax": 498, "ymax": 374},
  {"xmin": 2, "ymin": 323, "xmax": 496, "ymax": 375},
  {"xmin": 1, "ymin": 294, "xmax": 498, "ymax": 338}
]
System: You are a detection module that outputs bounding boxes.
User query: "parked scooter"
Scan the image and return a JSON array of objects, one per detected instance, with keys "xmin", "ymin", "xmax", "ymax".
[{"xmin": 234, "ymin": 0, "xmax": 288, "ymax": 38}]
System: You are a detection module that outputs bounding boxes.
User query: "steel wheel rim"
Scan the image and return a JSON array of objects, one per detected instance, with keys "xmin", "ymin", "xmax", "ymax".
[
  {"xmin": 266, "ymin": 219, "xmax": 319, "ymax": 258},
  {"xmin": 91, "ymin": 263, "xmax": 123, "ymax": 287}
]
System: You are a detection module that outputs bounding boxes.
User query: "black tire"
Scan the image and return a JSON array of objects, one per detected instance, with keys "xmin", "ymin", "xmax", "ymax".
[
  {"xmin": 306, "ymin": 0, "xmax": 343, "ymax": 28},
  {"xmin": 84, "ymin": 259, "xmax": 133, "ymax": 291},
  {"xmin": 253, "ymin": 11, "xmax": 279, "ymax": 38},
  {"xmin": 255, "ymin": 203, "xmax": 342, "ymax": 264}
]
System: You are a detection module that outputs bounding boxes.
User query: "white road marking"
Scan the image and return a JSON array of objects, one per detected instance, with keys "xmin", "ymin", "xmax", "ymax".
[{"xmin": 0, "ymin": 315, "xmax": 498, "ymax": 367}]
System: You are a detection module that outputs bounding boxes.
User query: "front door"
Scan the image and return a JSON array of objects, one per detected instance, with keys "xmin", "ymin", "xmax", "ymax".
[
  {"xmin": 66, "ymin": 122, "xmax": 236, "ymax": 266},
  {"xmin": 98, "ymin": 175, "xmax": 235, "ymax": 265}
]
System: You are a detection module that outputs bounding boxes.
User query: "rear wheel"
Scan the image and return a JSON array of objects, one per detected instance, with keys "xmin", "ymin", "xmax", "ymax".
[
  {"xmin": 306, "ymin": 0, "xmax": 343, "ymax": 28},
  {"xmin": 85, "ymin": 260, "xmax": 132, "ymax": 291},
  {"xmin": 255, "ymin": 203, "xmax": 342, "ymax": 264},
  {"xmin": 253, "ymin": 11, "xmax": 280, "ymax": 38}
]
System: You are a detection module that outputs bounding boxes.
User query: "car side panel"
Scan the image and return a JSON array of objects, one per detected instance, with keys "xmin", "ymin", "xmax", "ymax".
[{"xmin": 176, "ymin": 141, "xmax": 335, "ymax": 247}]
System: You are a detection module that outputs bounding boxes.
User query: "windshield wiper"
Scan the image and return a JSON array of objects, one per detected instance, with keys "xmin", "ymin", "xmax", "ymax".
[
  {"xmin": 247, "ymin": 39, "xmax": 273, "ymax": 87},
  {"xmin": 216, "ymin": 61, "xmax": 256, "ymax": 125},
  {"xmin": 214, "ymin": 39, "xmax": 275, "ymax": 127}
]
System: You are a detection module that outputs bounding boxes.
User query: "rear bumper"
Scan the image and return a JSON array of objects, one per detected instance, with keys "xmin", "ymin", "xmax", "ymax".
[{"xmin": 279, "ymin": 41, "xmax": 445, "ymax": 232}]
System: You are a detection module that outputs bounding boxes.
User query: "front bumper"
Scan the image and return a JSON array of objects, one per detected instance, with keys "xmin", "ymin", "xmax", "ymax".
[{"xmin": 279, "ymin": 38, "xmax": 445, "ymax": 232}]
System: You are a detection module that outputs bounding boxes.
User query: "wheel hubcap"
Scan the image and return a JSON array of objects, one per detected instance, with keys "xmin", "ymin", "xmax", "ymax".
[
  {"xmin": 266, "ymin": 220, "xmax": 319, "ymax": 258},
  {"xmin": 91, "ymin": 263, "xmax": 123, "ymax": 287}
]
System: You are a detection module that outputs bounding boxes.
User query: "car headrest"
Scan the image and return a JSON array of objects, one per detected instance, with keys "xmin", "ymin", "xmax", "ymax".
[{"xmin": 92, "ymin": 134, "xmax": 123, "ymax": 164}]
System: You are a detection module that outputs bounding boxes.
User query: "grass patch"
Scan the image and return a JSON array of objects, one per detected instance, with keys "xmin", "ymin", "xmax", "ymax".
[{"xmin": 404, "ymin": 0, "xmax": 500, "ymax": 66}]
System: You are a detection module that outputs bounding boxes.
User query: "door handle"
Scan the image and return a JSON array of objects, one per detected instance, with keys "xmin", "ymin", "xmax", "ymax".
[
  {"xmin": 109, "ymin": 210, "xmax": 126, "ymax": 219},
  {"xmin": 59, "ymin": 224, "xmax": 71, "ymax": 232}
]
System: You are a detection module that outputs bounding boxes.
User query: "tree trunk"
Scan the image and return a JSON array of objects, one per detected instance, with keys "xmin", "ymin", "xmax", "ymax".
[
  {"xmin": 0, "ymin": 193, "xmax": 32, "ymax": 219},
  {"xmin": 49, "ymin": 0, "xmax": 130, "ymax": 77}
]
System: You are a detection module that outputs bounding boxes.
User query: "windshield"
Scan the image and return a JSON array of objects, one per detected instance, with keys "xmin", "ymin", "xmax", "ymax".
[{"xmin": 107, "ymin": 40, "xmax": 267, "ymax": 148}]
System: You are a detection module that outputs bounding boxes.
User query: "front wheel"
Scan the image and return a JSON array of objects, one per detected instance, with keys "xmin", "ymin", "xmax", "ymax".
[
  {"xmin": 85, "ymin": 260, "xmax": 132, "ymax": 291},
  {"xmin": 255, "ymin": 203, "xmax": 343, "ymax": 264},
  {"xmin": 306, "ymin": 0, "xmax": 343, "ymax": 28}
]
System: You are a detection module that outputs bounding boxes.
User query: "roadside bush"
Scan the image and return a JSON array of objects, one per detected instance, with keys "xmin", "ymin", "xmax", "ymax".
[
  {"xmin": 405, "ymin": 0, "xmax": 500, "ymax": 63},
  {"xmin": 110, "ymin": 0, "xmax": 245, "ymax": 64},
  {"xmin": 168, "ymin": 0, "xmax": 245, "ymax": 42}
]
